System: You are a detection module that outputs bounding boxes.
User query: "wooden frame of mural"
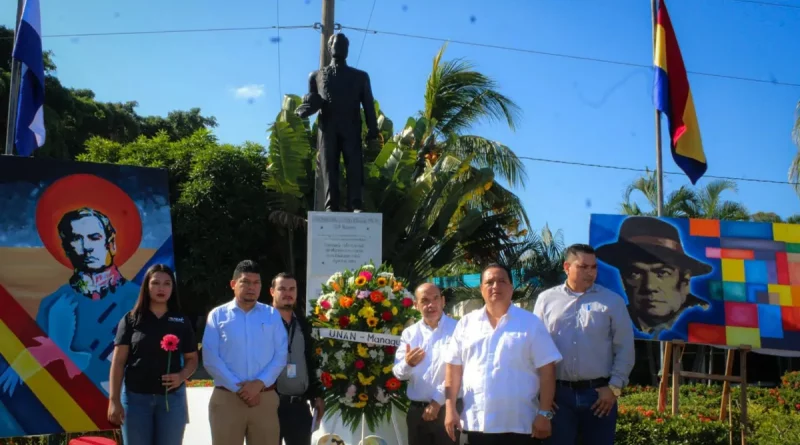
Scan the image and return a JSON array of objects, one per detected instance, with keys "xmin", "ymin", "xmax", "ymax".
[{"xmin": 0, "ymin": 156, "xmax": 175, "ymax": 438}]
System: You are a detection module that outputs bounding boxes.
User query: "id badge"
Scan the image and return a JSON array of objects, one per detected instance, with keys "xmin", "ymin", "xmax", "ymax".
[{"xmin": 287, "ymin": 363, "xmax": 297, "ymax": 379}]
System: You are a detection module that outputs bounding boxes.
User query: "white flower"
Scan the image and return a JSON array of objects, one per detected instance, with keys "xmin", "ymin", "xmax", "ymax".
[
  {"xmin": 369, "ymin": 350, "xmax": 378, "ymax": 359},
  {"xmin": 347, "ymin": 276, "xmax": 355, "ymax": 286},
  {"xmin": 377, "ymin": 350, "xmax": 385, "ymax": 360},
  {"xmin": 341, "ymin": 342, "xmax": 351, "ymax": 348},
  {"xmin": 382, "ymin": 287, "xmax": 395, "ymax": 298},
  {"xmin": 316, "ymin": 369, "xmax": 323, "ymax": 378},
  {"xmin": 346, "ymin": 385, "xmax": 357, "ymax": 398},
  {"xmin": 362, "ymin": 264, "xmax": 376, "ymax": 270},
  {"xmin": 378, "ymin": 272, "xmax": 394, "ymax": 279},
  {"xmin": 403, "ymin": 289, "xmax": 414, "ymax": 300},
  {"xmin": 375, "ymin": 387, "xmax": 390, "ymax": 403},
  {"xmin": 327, "ymin": 272, "xmax": 342, "ymax": 283},
  {"xmin": 320, "ymin": 352, "xmax": 329, "ymax": 366}
]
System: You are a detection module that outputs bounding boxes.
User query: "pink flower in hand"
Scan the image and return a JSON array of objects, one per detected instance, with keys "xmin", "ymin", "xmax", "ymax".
[{"xmin": 160, "ymin": 334, "xmax": 180, "ymax": 352}]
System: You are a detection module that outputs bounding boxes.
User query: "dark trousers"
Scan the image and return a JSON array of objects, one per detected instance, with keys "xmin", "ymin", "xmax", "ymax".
[
  {"xmin": 278, "ymin": 395, "xmax": 312, "ymax": 445},
  {"xmin": 318, "ymin": 129, "xmax": 363, "ymax": 211},
  {"xmin": 407, "ymin": 402, "xmax": 459, "ymax": 445},
  {"xmin": 544, "ymin": 385, "xmax": 617, "ymax": 445},
  {"xmin": 466, "ymin": 432, "xmax": 534, "ymax": 445}
]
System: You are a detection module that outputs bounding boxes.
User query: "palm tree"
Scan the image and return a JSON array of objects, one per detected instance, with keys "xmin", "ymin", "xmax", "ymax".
[
  {"xmin": 620, "ymin": 171, "xmax": 749, "ymax": 220},
  {"xmin": 404, "ymin": 44, "xmax": 530, "ymax": 228}
]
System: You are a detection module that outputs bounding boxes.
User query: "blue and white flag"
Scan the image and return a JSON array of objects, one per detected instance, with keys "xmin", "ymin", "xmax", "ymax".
[{"xmin": 13, "ymin": 0, "xmax": 45, "ymax": 156}]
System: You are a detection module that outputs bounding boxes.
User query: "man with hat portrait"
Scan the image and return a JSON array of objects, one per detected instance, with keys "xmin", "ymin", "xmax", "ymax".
[{"xmin": 596, "ymin": 216, "xmax": 713, "ymax": 339}]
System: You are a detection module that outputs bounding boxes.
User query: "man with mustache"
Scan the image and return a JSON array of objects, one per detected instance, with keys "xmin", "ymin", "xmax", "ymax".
[
  {"xmin": 595, "ymin": 216, "xmax": 713, "ymax": 339},
  {"xmin": 202, "ymin": 260, "xmax": 288, "ymax": 445},
  {"xmin": 393, "ymin": 283, "xmax": 460, "ymax": 445},
  {"xmin": 269, "ymin": 272, "xmax": 325, "ymax": 445}
]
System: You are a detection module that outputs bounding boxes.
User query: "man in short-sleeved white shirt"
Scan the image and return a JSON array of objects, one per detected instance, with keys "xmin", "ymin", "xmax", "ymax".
[{"xmin": 443, "ymin": 264, "xmax": 562, "ymax": 445}]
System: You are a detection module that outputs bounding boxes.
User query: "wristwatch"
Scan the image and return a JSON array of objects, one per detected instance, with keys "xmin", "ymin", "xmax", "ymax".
[
  {"xmin": 608, "ymin": 385, "xmax": 622, "ymax": 398},
  {"xmin": 538, "ymin": 410, "xmax": 554, "ymax": 420}
]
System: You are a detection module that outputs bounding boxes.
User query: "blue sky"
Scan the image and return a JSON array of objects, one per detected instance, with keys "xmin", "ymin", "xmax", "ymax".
[{"xmin": 3, "ymin": 0, "xmax": 799, "ymax": 247}]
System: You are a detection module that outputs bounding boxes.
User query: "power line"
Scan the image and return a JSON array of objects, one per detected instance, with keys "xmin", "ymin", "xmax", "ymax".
[
  {"xmin": 0, "ymin": 24, "xmax": 317, "ymax": 40},
  {"xmin": 355, "ymin": 0, "xmax": 377, "ymax": 68},
  {"xmin": 729, "ymin": 0, "xmax": 800, "ymax": 9},
  {"xmin": 340, "ymin": 25, "xmax": 800, "ymax": 88},
  {"xmin": 514, "ymin": 155, "xmax": 799, "ymax": 185}
]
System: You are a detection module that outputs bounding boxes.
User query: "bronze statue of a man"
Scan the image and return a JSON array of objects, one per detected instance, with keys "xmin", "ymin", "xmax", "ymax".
[{"xmin": 296, "ymin": 33, "xmax": 380, "ymax": 212}]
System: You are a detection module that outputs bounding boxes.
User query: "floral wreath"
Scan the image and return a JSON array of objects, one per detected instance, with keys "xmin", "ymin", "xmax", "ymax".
[{"xmin": 311, "ymin": 262, "xmax": 420, "ymax": 432}]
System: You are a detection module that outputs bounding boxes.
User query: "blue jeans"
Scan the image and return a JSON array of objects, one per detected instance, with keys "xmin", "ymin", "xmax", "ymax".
[
  {"xmin": 121, "ymin": 385, "xmax": 188, "ymax": 445},
  {"xmin": 545, "ymin": 386, "xmax": 617, "ymax": 445}
]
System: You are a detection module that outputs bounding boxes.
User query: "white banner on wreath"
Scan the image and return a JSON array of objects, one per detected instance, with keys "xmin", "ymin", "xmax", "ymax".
[{"xmin": 315, "ymin": 328, "xmax": 402, "ymax": 348}]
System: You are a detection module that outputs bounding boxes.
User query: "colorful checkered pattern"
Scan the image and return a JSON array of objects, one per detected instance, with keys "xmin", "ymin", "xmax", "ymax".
[{"xmin": 687, "ymin": 219, "xmax": 800, "ymax": 350}]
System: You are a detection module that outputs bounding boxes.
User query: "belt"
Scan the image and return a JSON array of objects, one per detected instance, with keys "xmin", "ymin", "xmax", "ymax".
[
  {"xmin": 216, "ymin": 384, "xmax": 276, "ymax": 393},
  {"xmin": 556, "ymin": 377, "xmax": 609, "ymax": 390},
  {"xmin": 409, "ymin": 398, "xmax": 462, "ymax": 408},
  {"xmin": 278, "ymin": 394, "xmax": 306, "ymax": 403}
]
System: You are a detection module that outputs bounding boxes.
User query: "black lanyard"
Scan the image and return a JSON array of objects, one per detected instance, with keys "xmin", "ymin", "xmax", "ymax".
[{"xmin": 283, "ymin": 317, "xmax": 297, "ymax": 355}]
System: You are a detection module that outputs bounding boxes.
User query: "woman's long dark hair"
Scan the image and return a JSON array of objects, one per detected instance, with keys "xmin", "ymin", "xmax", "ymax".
[{"xmin": 131, "ymin": 264, "xmax": 181, "ymax": 324}]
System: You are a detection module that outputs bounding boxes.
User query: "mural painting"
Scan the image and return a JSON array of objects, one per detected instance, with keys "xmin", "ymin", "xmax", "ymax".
[
  {"xmin": 0, "ymin": 156, "xmax": 175, "ymax": 438},
  {"xmin": 590, "ymin": 214, "xmax": 800, "ymax": 352}
]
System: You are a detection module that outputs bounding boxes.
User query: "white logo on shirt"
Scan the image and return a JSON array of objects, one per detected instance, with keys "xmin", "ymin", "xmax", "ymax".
[{"xmin": 169, "ymin": 317, "xmax": 184, "ymax": 323}]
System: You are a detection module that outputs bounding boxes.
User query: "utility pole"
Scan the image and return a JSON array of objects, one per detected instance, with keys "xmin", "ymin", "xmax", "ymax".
[
  {"xmin": 319, "ymin": 0, "xmax": 335, "ymax": 69},
  {"xmin": 4, "ymin": 0, "xmax": 24, "ymax": 156},
  {"xmin": 313, "ymin": 0, "xmax": 335, "ymax": 211}
]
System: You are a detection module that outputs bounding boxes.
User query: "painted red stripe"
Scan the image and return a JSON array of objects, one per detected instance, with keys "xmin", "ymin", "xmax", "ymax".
[
  {"xmin": 0, "ymin": 284, "xmax": 113, "ymax": 431},
  {"xmin": 776, "ymin": 252, "xmax": 790, "ymax": 285}
]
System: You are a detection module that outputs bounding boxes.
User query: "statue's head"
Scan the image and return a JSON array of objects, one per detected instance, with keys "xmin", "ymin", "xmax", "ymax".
[{"xmin": 328, "ymin": 33, "xmax": 349, "ymax": 60}]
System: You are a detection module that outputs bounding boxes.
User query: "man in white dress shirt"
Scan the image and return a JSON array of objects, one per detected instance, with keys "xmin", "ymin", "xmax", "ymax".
[
  {"xmin": 202, "ymin": 260, "xmax": 289, "ymax": 445},
  {"xmin": 444, "ymin": 264, "xmax": 562, "ymax": 445},
  {"xmin": 393, "ymin": 283, "xmax": 460, "ymax": 445}
]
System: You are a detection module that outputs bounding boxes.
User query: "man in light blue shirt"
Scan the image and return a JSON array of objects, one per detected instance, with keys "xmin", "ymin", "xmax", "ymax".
[{"xmin": 202, "ymin": 260, "xmax": 288, "ymax": 445}]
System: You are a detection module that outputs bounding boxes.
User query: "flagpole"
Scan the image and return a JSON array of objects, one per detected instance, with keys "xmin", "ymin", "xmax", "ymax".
[
  {"xmin": 4, "ymin": 0, "xmax": 24, "ymax": 156},
  {"xmin": 652, "ymin": 0, "xmax": 672, "ymax": 413}
]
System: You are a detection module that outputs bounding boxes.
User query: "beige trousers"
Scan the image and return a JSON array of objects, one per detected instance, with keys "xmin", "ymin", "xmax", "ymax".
[{"xmin": 208, "ymin": 387, "xmax": 280, "ymax": 445}]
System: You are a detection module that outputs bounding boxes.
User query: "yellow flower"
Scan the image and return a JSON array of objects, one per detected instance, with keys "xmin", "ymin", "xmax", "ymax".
[
  {"xmin": 350, "ymin": 315, "xmax": 358, "ymax": 325},
  {"xmin": 314, "ymin": 306, "xmax": 320, "ymax": 315},
  {"xmin": 335, "ymin": 373, "xmax": 348, "ymax": 380},
  {"xmin": 381, "ymin": 300, "xmax": 392, "ymax": 308},
  {"xmin": 391, "ymin": 307, "xmax": 398, "ymax": 315},
  {"xmin": 352, "ymin": 401, "xmax": 367, "ymax": 408},
  {"xmin": 376, "ymin": 277, "xmax": 388, "ymax": 286},
  {"xmin": 358, "ymin": 304, "xmax": 375, "ymax": 319},
  {"xmin": 357, "ymin": 372, "xmax": 375, "ymax": 385},
  {"xmin": 367, "ymin": 317, "xmax": 379, "ymax": 328},
  {"xmin": 358, "ymin": 393, "xmax": 369, "ymax": 402},
  {"xmin": 383, "ymin": 364, "xmax": 393, "ymax": 374},
  {"xmin": 328, "ymin": 340, "xmax": 334, "ymax": 347},
  {"xmin": 355, "ymin": 276, "xmax": 367, "ymax": 286},
  {"xmin": 357, "ymin": 344, "xmax": 369, "ymax": 358},
  {"xmin": 391, "ymin": 327, "xmax": 399, "ymax": 335}
]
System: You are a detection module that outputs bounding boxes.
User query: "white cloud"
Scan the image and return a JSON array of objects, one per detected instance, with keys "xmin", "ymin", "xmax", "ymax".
[{"xmin": 232, "ymin": 84, "xmax": 265, "ymax": 100}]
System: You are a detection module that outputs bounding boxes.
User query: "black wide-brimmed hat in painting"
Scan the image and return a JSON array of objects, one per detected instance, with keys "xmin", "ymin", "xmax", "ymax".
[{"xmin": 596, "ymin": 216, "xmax": 713, "ymax": 277}]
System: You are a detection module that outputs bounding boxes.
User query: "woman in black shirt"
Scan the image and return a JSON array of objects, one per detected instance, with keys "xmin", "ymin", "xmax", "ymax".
[{"xmin": 107, "ymin": 264, "xmax": 198, "ymax": 445}]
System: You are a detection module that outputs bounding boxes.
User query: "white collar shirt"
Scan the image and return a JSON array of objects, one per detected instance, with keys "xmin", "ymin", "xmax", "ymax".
[
  {"xmin": 444, "ymin": 305, "xmax": 562, "ymax": 434},
  {"xmin": 392, "ymin": 315, "xmax": 459, "ymax": 405}
]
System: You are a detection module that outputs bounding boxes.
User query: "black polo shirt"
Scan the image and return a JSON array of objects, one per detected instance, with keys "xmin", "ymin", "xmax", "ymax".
[{"xmin": 114, "ymin": 310, "xmax": 197, "ymax": 395}]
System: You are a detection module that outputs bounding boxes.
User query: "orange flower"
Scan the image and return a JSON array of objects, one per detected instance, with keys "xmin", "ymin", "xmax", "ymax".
[
  {"xmin": 318, "ymin": 313, "xmax": 328, "ymax": 322},
  {"xmin": 392, "ymin": 281, "xmax": 404, "ymax": 292},
  {"xmin": 330, "ymin": 281, "xmax": 341, "ymax": 292},
  {"xmin": 339, "ymin": 296, "xmax": 354, "ymax": 308},
  {"xmin": 369, "ymin": 291, "xmax": 385, "ymax": 304},
  {"xmin": 385, "ymin": 377, "xmax": 401, "ymax": 391},
  {"xmin": 355, "ymin": 276, "xmax": 367, "ymax": 287},
  {"xmin": 315, "ymin": 347, "xmax": 323, "ymax": 355},
  {"xmin": 376, "ymin": 277, "xmax": 388, "ymax": 286}
]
